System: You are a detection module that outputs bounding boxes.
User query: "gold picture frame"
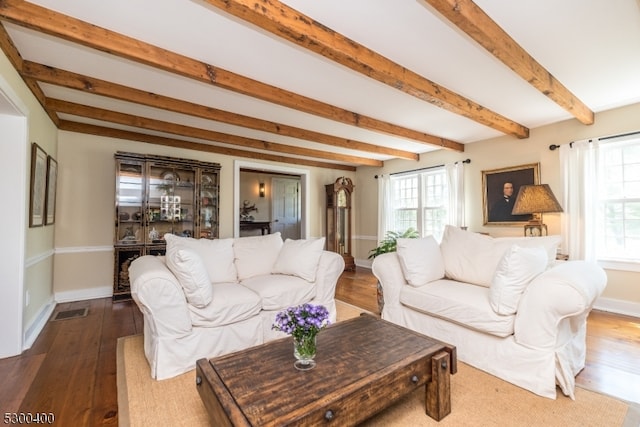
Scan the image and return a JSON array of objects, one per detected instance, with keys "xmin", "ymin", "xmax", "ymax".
[
  {"xmin": 482, "ymin": 163, "xmax": 540, "ymax": 225},
  {"xmin": 29, "ymin": 143, "xmax": 47, "ymax": 227},
  {"xmin": 45, "ymin": 155, "xmax": 58, "ymax": 225}
]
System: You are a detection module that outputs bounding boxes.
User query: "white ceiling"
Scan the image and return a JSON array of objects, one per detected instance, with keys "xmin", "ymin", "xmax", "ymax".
[{"xmin": 3, "ymin": 0, "xmax": 640, "ymax": 167}]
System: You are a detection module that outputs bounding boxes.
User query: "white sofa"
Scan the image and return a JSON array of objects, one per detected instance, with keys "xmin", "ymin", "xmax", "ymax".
[
  {"xmin": 128, "ymin": 232, "xmax": 344, "ymax": 380},
  {"xmin": 372, "ymin": 225, "xmax": 607, "ymax": 399}
]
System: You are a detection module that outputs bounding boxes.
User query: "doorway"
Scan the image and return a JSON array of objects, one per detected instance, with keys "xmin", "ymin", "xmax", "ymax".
[{"xmin": 234, "ymin": 160, "xmax": 309, "ymax": 239}]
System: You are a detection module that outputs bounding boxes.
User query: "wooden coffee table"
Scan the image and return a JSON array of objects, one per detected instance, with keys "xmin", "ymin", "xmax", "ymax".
[{"xmin": 196, "ymin": 314, "xmax": 456, "ymax": 426}]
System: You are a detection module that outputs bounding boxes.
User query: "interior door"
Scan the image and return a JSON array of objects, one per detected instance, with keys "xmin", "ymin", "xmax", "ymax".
[{"xmin": 271, "ymin": 177, "xmax": 301, "ymax": 240}]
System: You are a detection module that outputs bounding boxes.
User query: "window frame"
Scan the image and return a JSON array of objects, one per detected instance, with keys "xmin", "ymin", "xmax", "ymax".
[
  {"xmin": 389, "ymin": 167, "xmax": 449, "ymax": 239},
  {"xmin": 595, "ymin": 136, "xmax": 640, "ymax": 269}
]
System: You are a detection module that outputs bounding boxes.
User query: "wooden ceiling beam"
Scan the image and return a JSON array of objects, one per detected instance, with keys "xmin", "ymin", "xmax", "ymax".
[
  {"xmin": 422, "ymin": 0, "xmax": 594, "ymax": 125},
  {"xmin": 49, "ymin": 98, "xmax": 382, "ymax": 167},
  {"xmin": 0, "ymin": 0, "xmax": 463, "ymax": 151},
  {"xmin": 201, "ymin": 0, "xmax": 529, "ymax": 139},
  {"xmin": 21, "ymin": 61, "xmax": 417, "ymax": 161},
  {"xmin": 0, "ymin": 22, "xmax": 58, "ymax": 124},
  {"xmin": 57, "ymin": 120, "xmax": 357, "ymax": 172}
]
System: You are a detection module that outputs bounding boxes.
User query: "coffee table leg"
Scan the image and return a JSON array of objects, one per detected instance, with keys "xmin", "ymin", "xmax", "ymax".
[{"xmin": 425, "ymin": 351, "xmax": 451, "ymax": 421}]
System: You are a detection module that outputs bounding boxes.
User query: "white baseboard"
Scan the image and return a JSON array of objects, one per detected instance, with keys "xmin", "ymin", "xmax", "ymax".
[
  {"xmin": 23, "ymin": 297, "xmax": 55, "ymax": 351},
  {"xmin": 355, "ymin": 258, "xmax": 373, "ymax": 269},
  {"xmin": 593, "ymin": 297, "xmax": 640, "ymax": 318},
  {"xmin": 55, "ymin": 286, "xmax": 113, "ymax": 303}
]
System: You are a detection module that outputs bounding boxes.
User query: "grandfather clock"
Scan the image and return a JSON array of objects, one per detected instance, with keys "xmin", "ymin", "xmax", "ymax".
[{"xmin": 325, "ymin": 177, "xmax": 355, "ymax": 271}]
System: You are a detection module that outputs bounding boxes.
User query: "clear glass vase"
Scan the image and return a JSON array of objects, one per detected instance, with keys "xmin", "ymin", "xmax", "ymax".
[{"xmin": 293, "ymin": 334, "xmax": 317, "ymax": 371}]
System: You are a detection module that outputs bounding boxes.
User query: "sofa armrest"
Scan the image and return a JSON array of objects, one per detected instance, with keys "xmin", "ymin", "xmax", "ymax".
[
  {"xmin": 514, "ymin": 261, "xmax": 607, "ymax": 349},
  {"xmin": 129, "ymin": 255, "xmax": 193, "ymax": 337},
  {"xmin": 314, "ymin": 251, "xmax": 345, "ymax": 306},
  {"xmin": 371, "ymin": 252, "xmax": 407, "ymax": 314}
]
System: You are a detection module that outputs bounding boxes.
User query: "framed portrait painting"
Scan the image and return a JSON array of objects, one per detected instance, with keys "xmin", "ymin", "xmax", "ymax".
[
  {"xmin": 29, "ymin": 143, "xmax": 47, "ymax": 227},
  {"xmin": 482, "ymin": 163, "xmax": 540, "ymax": 225},
  {"xmin": 45, "ymin": 155, "xmax": 58, "ymax": 225}
]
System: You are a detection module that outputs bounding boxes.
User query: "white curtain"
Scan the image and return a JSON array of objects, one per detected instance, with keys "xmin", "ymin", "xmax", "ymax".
[
  {"xmin": 445, "ymin": 161, "xmax": 466, "ymax": 228},
  {"xmin": 559, "ymin": 139, "xmax": 600, "ymax": 261},
  {"xmin": 376, "ymin": 174, "xmax": 393, "ymax": 244}
]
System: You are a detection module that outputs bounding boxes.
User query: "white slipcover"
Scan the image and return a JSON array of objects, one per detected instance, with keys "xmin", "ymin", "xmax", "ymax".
[
  {"xmin": 372, "ymin": 227, "xmax": 606, "ymax": 399},
  {"xmin": 129, "ymin": 234, "xmax": 344, "ymax": 380}
]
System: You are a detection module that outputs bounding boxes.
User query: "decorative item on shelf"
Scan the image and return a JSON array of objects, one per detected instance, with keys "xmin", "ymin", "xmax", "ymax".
[
  {"xmin": 259, "ymin": 182, "xmax": 265, "ymax": 197},
  {"xmin": 272, "ymin": 303, "xmax": 330, "ymax": 371},
  {"xmin": 132, "ymin": 211, "xmax": 142, "ymax": 221},
  {"xmin": 119, "ymin": 212, "xmax": 130, "ymax": 221},
  {"xmin": 149, "ymin": 227, "xmax": 160, "ymax": 242},
  {"xmin": 240, "ymin": 200, "xmax": 258, "ymax": 221},
  {"xmin": 511, "ymin": 184, "xmax": 563, "ymax": 236}
]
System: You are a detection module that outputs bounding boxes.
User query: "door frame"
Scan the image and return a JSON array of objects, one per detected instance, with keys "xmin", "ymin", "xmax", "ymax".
[
  {"xmin": 233, "ymin": 160, "xmax": 309, "ymax": 238},
  {"xmin": 0, "ymin": 78, "xmax": 28, "ymax": 358}
]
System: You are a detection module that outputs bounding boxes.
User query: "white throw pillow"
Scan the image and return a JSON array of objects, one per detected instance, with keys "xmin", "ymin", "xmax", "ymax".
[
  {"xmin": 493, "ymin": 235, "xmax": 561, "ymax": 269},
  {"xmin": 489, "ymin": 245, "xmax": 548, "ymax": 315},
  {"xmin": 440, "ymin": 225, "xmax": 503, "ymax": 287},
  {"xmin": 164, "ymin": 234, "xmax": 237, "ymax": 283},
  {"xmin": 396, "ymin": 236, "xmax": 445, "ymax": 287},
  {"xmin": 272, "ymin": 237, "xmax": 326, "ymax": 282},
  {"xmin": 234, "ymin": 232, "xmax": 283, "ymax": 280},
  {"xmin": 165, "ymin": 246, "xmax": 213, "ymax": 308},
  {"xmin": 197, "ymin": 238, "xmax": 238, "ymax": 283}
]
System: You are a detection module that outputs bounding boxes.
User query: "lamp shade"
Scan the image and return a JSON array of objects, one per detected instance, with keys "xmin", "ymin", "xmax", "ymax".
[{"xmin": 512, "ymin": 184, "xmax": 563, "ymax": 215}]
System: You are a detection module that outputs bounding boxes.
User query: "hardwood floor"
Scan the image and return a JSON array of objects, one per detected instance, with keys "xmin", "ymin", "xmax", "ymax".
[{"xmin": 0, "ymin": 267, "xmax": 637, "ymax": 426}]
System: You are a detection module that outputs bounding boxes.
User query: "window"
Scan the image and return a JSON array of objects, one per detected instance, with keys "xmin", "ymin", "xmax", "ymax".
[
  {"xmin": 390, "ymin": 167, "xmax": 448, "ymax": 239},
  {"xmin": 597, "ymin": 137, "xmax": 640, "ymax": 262}
]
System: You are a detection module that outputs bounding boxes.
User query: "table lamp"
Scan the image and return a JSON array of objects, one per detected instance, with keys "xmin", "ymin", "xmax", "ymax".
[{"xmin": 511, "ymin": 184, "xmax": 563, "ymax": 236}]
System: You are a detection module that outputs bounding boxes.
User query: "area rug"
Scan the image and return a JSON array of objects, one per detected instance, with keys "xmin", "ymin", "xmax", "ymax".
[{"xmin": 117, "ymin": 300, "xmax": 638, "ymax": 427}]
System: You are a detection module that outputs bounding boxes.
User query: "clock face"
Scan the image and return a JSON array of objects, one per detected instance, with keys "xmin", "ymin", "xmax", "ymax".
[{"xmin": 337, "ymin": 189, "xmax": 347, "ymax": 208}]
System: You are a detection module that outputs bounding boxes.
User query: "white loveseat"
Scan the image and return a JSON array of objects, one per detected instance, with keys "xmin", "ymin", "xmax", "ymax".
[
  {"xmin": 128, "ymin": 232, "xmax": 344, "ymax": 380},
  {"xmin": 372, "ymin": 226, "xmax": 607, "ymax": 399}
]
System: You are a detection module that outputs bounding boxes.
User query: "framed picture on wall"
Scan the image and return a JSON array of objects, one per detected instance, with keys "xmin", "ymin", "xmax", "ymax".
[
  {"xmin": 29, "ymin": 143, "xmax": 47, "ymax": 227},
  {"xmin": 482, "ymin": 163, "xmax": 540, "ymax": 225},
  {"xmin": 45, "ymin": 155, "xmax": 58, "ymax": 225}
]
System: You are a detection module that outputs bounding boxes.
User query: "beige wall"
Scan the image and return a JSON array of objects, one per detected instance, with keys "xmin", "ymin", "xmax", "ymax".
[
  {"xmin": 355, "ymin": 102, "xmax": 640, "ymax": 313},
  {"xmin": 0, "ymin": 49, "xmax": 58, "ymax": 344},
  {"xmin": 53, "ymin": 131, "xmax": 354, "ymax": 297}
]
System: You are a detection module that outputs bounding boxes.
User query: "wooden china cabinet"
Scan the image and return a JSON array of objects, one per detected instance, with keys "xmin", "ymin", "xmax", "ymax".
[
  {"xmin": 113, "ymin": 152, "xmax": 221, "ymax": 300},
  {"xmin": 325, "ymin": 177, "xmax": 355, "ymax": 271}
]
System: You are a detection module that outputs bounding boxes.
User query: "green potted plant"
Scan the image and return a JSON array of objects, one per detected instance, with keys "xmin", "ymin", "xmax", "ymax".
[
  {"xmin": 368, "ymin": 227, "xmax": 419, "ymax": 313},
  {"xmin": 368, "ymin": 227, "xmax": 419, "ymax": 259}
]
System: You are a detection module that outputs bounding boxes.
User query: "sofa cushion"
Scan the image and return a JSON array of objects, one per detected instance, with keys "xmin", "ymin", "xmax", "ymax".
[
  {"xmin": 493, "ymin": 235, "xmax": 561, "ymax": 270},
  {"xmin": 400, "ymin": 279, "xmax": 515, "ymax": 337},
  {"xmin": 188, "ymin": 282, "xmax": 262, "ymax": 327},
  {"xmin": 240, "ymin": 274, "xmax": 316, "ymax": 311},
  {"xmin": 164, "ymin": 246, "xmax": 212, "ymax": 308},
  {"xmin": 396, "ymin": 236, "xmax": 445, "ymax": 287},
  {"xmin": 164, "ymin": 234, "xmax": 237, "ymax": 283},
  {"xmin": 439, "ymin": 226, "xmax": 562, "ymax": 287},
  {"xmin": 234, "ymin": 232, "xmax": 283, "ymax": 280},
  {"xmin": 272, "ymin": 237, "xmax": 325, "ymax": 282},
  {"xmin": 489, "ymin": 245, "xmax": 548, "ymax": 315},
  {"xmin": 440, "ymin": 225, "xmax": 505, "ymax": 287}
]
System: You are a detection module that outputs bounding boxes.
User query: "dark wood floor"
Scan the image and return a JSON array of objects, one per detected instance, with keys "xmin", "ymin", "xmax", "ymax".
[{"xmin": 0, "ymin": 267, "xmax": 638, "ymax": 426}]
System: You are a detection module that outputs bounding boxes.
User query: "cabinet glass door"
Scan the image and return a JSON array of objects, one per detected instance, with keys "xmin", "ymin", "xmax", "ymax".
[
  {"xmin": 147, "ymin": 163, "xmax": 195, "ymax": 242},
  {"xmin": 116, "ymin": 161, "xmax": 144, "ymax": 244},
  {"xmin": 199, "ymin": 169, "xmax": 219, "ymax": 239}
]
